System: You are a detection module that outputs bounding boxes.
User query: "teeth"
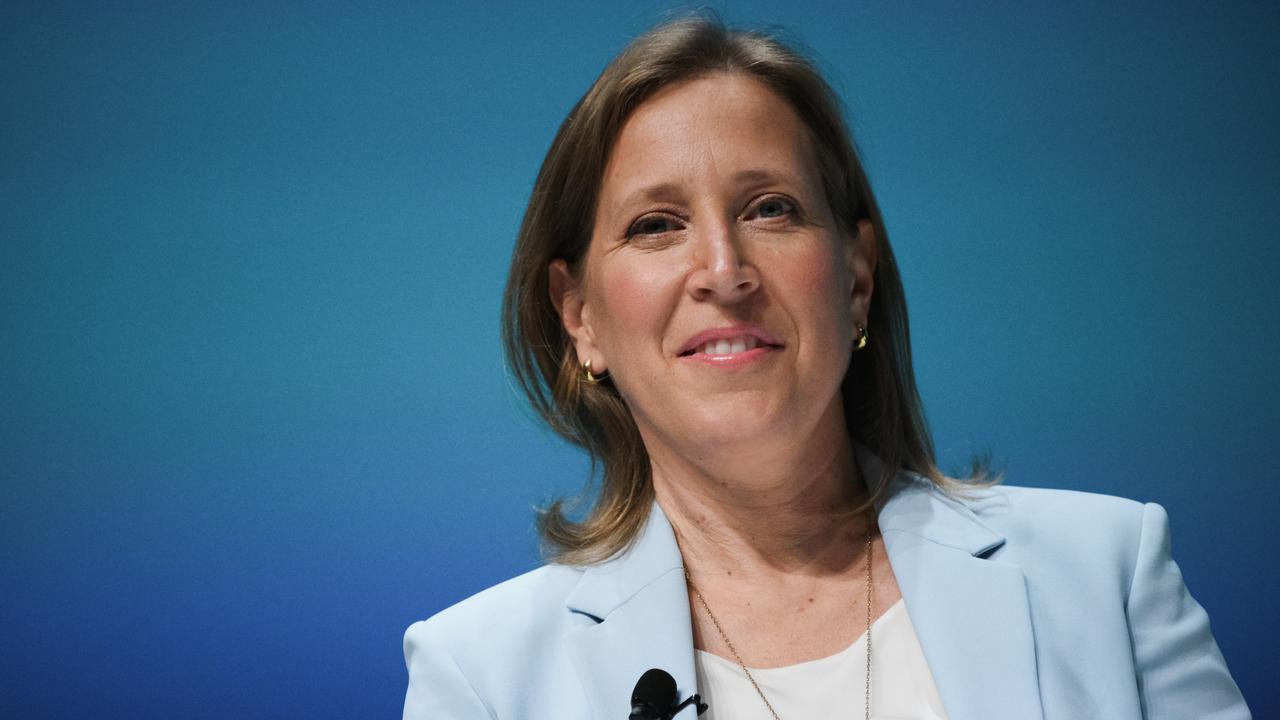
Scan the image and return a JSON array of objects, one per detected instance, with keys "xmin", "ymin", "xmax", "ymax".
[{"xmin": 699, "ymin": 336, "xmax": 760, "ymax": 355}]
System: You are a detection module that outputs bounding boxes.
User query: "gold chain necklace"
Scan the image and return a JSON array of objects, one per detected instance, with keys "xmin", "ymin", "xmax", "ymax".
[{"xmin": 685, "ymin": 526, "xmax": 874, "ymax": 720}]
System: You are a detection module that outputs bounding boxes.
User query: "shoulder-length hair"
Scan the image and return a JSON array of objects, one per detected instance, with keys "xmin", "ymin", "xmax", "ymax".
[{"xmin": 502, "ymin": 16, "xmax": 980, "ymax": 566}]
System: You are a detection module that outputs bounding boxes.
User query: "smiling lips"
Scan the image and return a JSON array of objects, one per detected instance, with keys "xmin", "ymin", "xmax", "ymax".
[
  {"xmin": 678, "ymin": 327, "xmax": 783, "ymax": 366},
  {"xmin": 698, "ymin": 336, "xmax": 759, "ymax": 355}
]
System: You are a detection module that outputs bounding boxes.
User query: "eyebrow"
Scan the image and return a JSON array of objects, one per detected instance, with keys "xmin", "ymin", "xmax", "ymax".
[
  {"xmin": 731, "ymin": 168, "xmax": 798, "ymax": 187},
  {"xmin": 616, "ymin": 182, "xmax": 684, "ymax": 211},
  {"xmin": 612, "ymin": 168, "xmax": 804, "ymax": 213}
]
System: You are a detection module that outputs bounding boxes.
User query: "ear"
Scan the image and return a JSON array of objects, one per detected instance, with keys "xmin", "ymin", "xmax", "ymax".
[
  {"xmin": 846, "ymin": 218, "xmax": 878, "ymax": 328},
  {"xmin": 548, "ymin": 259, "xmax": 607, "ymax": 373}
]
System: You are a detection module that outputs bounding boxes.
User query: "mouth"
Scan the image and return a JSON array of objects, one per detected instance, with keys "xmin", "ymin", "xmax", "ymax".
[
  {"xmin": 676, "ymin": 327, "xmax": 784, "ymax": 361},
  {"xmin": 679, "ymin": 335, "xmax": 761, "ymax": 357}
]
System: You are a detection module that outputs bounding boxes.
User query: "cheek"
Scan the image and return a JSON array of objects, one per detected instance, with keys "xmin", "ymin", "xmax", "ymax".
[
  {"xmin": 781, "ymin": 243, "xmax": 854, "ymax": 326},
  {"xmin": 587, "ymin": 257, "xmax": 680, "ymax": 351}
]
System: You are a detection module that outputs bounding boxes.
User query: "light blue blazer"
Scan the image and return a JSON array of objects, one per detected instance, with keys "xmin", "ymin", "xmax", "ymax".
[{"xmin": 403, "ymin": 449, "xmax": 1250, "ymax": 719}]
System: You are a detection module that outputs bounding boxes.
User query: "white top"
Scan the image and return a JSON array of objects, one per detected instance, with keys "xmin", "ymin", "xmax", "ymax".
[{"xmin": 694, "ymin": 598, "xmax": 949, "ymax": 719}]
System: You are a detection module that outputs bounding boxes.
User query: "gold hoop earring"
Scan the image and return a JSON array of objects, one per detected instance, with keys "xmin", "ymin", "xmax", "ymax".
[
  {"xmin": 854, "ymin": 323, "xmax": 869, "ymax": 351},
  {"xmin": 583, "ymin": 359, "xmax": 607, "ymax": 384}
]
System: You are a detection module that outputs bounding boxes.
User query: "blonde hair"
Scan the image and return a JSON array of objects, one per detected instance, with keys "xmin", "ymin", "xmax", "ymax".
[{"xmin": 502, "ymin": 16, "xmax": 986, "ymax": 565}]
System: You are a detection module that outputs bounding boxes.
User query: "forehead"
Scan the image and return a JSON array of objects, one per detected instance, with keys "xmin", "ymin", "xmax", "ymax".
[{"xmin": 599, "ymin": 73, "xmax": 820, "ymax": 201}]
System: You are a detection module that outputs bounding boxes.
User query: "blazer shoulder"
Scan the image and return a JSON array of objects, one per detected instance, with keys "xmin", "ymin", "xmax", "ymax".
[
  {"xmin": 965, "ymin": 483, "xmax": 1148, "ymax": 542},
  {"xmin": 408, "ymin": 562, "xmax": 585, "ymax": 649},
  {"xmin": 402, "ymin": 563, "xmax": 592, "ymax": 718},
  {"xmin": 959, "ymin": 484, "xmax": 1153, "ymax": 593}
]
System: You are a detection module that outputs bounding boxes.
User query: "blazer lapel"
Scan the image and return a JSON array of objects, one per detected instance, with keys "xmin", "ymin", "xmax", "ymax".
[
  {"xmin": 863, "ymin": 447, "xmax": 1044, "ymax": 720},
  {"xmin": 563, "ymin": 503, "xmax": 697, "ymax": 718}
]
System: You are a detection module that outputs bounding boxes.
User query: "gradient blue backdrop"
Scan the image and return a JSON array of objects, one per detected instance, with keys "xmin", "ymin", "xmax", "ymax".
[{"xmin": 3, "ymin": 1, "xmax": 1277, "ymax": 717}]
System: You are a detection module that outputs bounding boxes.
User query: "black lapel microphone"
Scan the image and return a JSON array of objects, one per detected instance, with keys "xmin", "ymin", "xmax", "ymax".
[{"xmin": 629, "ymin": 668, "xmax": 708, "ymax": 719}]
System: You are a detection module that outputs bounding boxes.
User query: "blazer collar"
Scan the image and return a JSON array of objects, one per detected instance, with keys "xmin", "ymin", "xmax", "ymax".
[
  {"xmin": 859, "ymin": 443, "xmax": 1005, "ymax": 556},
  {"xmin": 563, "ymin": 447, "xmax": 1044, "ymax": 720},
  {"xmin": 564, "ymin": 503, "xmax": 685, "ymax": 621},
  {"xmin": 563, "ymin": 504, "xmax": 696, "ymax": 718}
]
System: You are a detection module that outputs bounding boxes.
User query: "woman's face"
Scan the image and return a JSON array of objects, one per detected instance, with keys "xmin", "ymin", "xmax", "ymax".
[{"xmin": 551, "ymin": 73, "xmax": 876, "ymax": 463}]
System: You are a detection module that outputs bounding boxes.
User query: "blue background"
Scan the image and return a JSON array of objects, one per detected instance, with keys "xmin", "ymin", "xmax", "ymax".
[{"xmin": 3, "ymin": 1, "xmax": 1277, "ymax": 716}]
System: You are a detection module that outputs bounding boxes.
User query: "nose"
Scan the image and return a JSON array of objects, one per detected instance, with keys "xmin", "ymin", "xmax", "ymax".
[{"xmin": 685, "ymin": 219, "xmax": 760, "ymax": 302}]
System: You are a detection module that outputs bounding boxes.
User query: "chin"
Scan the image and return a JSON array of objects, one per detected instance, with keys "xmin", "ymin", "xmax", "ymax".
[{"xmin": 679, "ymin": 397, "xmax": 796, "ymax": 447}]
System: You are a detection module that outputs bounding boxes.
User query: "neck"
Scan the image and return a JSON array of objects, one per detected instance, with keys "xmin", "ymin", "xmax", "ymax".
[{"xmin": 647, "ymin": 401, "xmax": 873, "ymax": 581}]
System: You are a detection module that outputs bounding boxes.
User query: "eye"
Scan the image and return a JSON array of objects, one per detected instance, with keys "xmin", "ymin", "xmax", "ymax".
[
  {"xmin": 747, "ymin": 195, "xmax": 797, "ymax": 221},
  {"xmin": 626, "ymin": 213, "xmax": 683, "ymax": 238}
]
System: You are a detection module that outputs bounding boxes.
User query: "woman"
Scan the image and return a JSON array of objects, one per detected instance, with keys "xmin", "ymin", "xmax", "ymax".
[{"xmin": 403, "ymin": 18, "xmax": 1249, "ymax": 719}]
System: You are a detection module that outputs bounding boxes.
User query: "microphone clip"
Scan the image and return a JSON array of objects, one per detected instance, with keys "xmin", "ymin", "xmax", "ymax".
[{"xmin": 629, "ymin": 668, "xmax": 708, "ymax": 719}]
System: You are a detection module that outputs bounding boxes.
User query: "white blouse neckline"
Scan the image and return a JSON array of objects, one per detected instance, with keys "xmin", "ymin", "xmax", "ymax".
[
  {"xmin": 693, "ymin": 597, "xmax": 949, "ymax": 719},
  {"xmin": 695, "ymin": 597, "xmax": 907, "ymax": 674}
]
